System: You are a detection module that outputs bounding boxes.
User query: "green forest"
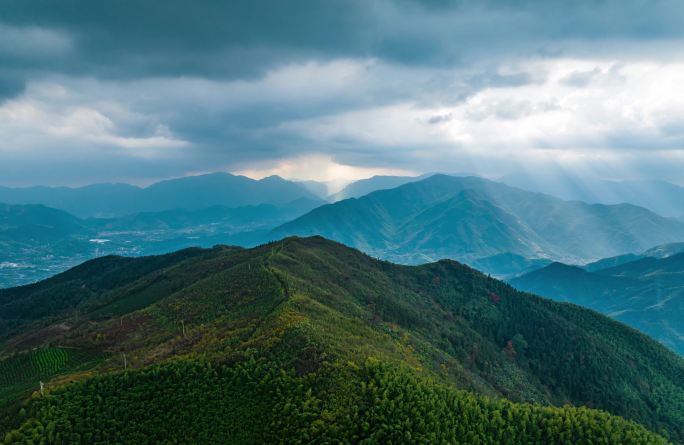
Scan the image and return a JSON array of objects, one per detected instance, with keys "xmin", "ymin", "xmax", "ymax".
[
  {"xmin": 3, "ymin": 357, "xmax": 671, "ymax": 444},
  {"xmin": 1, "ymin": 237, "xmax": 683, "ymax": 443}
]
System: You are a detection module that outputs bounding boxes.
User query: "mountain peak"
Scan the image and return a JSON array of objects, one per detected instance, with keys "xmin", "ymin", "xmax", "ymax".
[
  {"xmin": 0, "ymin": 171, "xmax": 319, "ymax": 217},
  {"xmin": 273, "ymin": 173, "xmax": 684, "ymax": 267},
  {"xmin": 2, "ymin": 237, "xmax": 682, "ymax": 441},
  {"xmin": 260, "ymin": 174, "xmax": 281, "ymax": 180}
]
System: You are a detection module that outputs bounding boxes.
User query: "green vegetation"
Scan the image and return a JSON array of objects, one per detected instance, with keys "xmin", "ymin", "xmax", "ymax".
[
  {"xmin": 511, "ymin": 253, "xmax": 684, "ymax": 355},
  {"xmin": 3, "ymin": 357, "xmax": 670, "ymax": 444},
  {"xmin": 0, "ymin": 247, "xmax": 214, "ymax": 337},
  {"xmin": 0, "ymin": 348, "xmax": 106, "ymax": 404},
  {"xmin": 1, "ymin": 237, "xmax": 683, "ymax": 443},
  {"xmin": 0, "ymin": 347, "xmax": 107, "ymax": 433}
]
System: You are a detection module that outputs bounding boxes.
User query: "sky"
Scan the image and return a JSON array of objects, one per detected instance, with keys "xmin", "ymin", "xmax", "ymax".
[{"xmin": 2, "ymin": 0, "xmax": 684, "ymax": 187}]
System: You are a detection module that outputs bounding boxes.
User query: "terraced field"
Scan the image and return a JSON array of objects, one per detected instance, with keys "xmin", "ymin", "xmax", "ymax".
[{"xmin": 0, "ymin": 347, "xmax": 107, "ymax": 404}]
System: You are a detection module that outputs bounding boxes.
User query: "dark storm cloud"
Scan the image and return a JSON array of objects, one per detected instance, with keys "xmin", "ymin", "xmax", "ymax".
[
  {"xmin": 0, "ymin": 72, "xmax": 23, "ymax": 98},
  {"xmin": 3, "ymin": 0, "xmax": 684, "ymax": 87},
  {"xmin": 1, "ymin": 0, "xmax": 371, "ymax": 86},
  {"xmin": 2, "ymin": 0, "xmax": 684, "ymax": 185}
]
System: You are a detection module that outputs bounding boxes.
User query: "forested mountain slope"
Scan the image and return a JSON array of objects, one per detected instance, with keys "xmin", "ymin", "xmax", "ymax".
[
  {"xmin": 271, "ymin": 175, "xmax": 684, "ymax": 269},
  {"xmin": 511, "ymin": 253, "xmax": 684, "ymax": 355},
  {"xmin": 1, "ymin": 237, "xmax": 682, "ymax": 443}
]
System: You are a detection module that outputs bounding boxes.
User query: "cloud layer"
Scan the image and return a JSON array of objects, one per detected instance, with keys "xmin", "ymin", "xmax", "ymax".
[{"xmin": 1, "ymin": 0, "xmax": 684, "ymax": 185}]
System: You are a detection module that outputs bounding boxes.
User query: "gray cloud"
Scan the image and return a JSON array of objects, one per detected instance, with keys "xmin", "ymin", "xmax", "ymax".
[
  {"xmin": 1, "ymin": 0, "xmax": 684, "ymax": 186},
  {"xmin": 3, "ymin": 0, "xmax": 684, "ymax": 88}
]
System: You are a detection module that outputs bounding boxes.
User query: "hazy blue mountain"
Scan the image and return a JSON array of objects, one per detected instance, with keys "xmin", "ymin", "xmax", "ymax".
[
  {"xmin": 329, "ymin": 174, "xmax": 428, "ymax": 201},
  {"xmin": 583, "ymin": 241, "xmax": 684, "ymax": 272},
  {"xmin": 0, "ymin": 203, "xmax": 89, "ymax": 244},
  {"xmin": 511, "ymin": 262, "xmax": 635, "ymax": 307},
  {"xmin": 471, "ymin": 253, "xmax": 552, "ymax": 278},
  {"xmin": 137, "ymin": 174, "xmax": 319, "ymax": 213},
  {"xmin": 584, "ymin": 253, "xmax": 644, "ymax": 272},
  {"xmin": 395, "ymin": 188, "xmax": 546, "ymax": 259},
  {"xmin": 0, "ymin": 203, "xmax": 95, "ymax": 261},
  {"xmin": 501, "ymin": 173, "xmax": 684, "ymax": 217},
  {"xmin": 0, "ymin": 183, "xmax": 140, "ymax": 218},
  {"xmin": 91, "ymin": 199, "xmax": 322, "ymax": 232},
  {"xmin": 0, "ymin": 199, "xmax": 321, "ymax": 288},
  {"xmin": 643, "ymin": 242, "xmax": 684, "ymax": 258},
  {"xmin": 295, "ymin": 180, "xmax": 331, "ymax": 200},
  {"xmin": 272, "ymin": 174, "xmax": 684, "ymax": 271},
  {"xmin": 0, "ymin": 204, "xmax": 98, "ymax": 288},
  {"xmin": 511, "ymin": 254, "xmax": 684, "ymax": 355},
  {"xmin": 0, "ymin": 173, "xmax": 320, "ymax": 217}
]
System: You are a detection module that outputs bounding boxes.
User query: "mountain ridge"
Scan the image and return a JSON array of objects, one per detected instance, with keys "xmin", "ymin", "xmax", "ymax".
[
  {"xmin": 1, "ymin": 236, "xmax": 683, "ymax": 442},
  {"xmin": 0, "ymin": 173, "xmax": 321, "ymax": 218},
  {"xmin": 501, "ymin": 173, "xmax": 684, "ymax": 217},
  {"xmin": 511, "ymin": 253, "xmax": 684, "ymax": 355},
  {"xmin": 329, "ymin": 174, "xmax": 428, "ymax": 201},
  {"xmin": 272, "ymin": 174, "xmax": 684, "ymax": 269}
]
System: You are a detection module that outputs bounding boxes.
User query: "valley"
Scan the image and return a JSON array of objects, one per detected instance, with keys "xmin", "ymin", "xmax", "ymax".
[{"xmin": 0, "ymin": 198, "xmax": 319, "ymax": 288}]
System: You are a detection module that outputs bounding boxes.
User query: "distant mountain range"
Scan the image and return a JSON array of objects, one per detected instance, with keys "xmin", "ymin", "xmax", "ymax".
[
  {"xmin": 0, "ymin": 173, "xmax": 322, "ymax": 218},
  {"xmin": 5, "ymin": 170, "xmax": 682, "ymax": 220},
  {"xmin": 501, "ymin": 173, "xmax": 684, "ymax": 218},
  {"xmin": 331, "ymin": 172, "xmax": 684, "ymax": 218},
  {"xmin": 0, "ymin": 199, "xmax": 320, "ymax": 288},
  {"xmin": 583, "ymin": 242, "xmax": 684, "ymax": 272},
  {"xmin": 0, "ymin": 204, "xmax": 95, "ymax": 285},
  {"xmin": 295, "ymin": 179, "xmax": 331, "ymax": 200},
  {"xmin": 1, "ymin": 237, "xmax": 682, "ymax": 442},
  {"xmin": 0, "ymin": 203, "xmax": 87, "ymax": 245},
  {"xmin": 272, "ymin": 175, "xmax": 684, "ymax": 270},
  {"xmin": 91, "ymin": 198, "xmax": 319, "ymax": 233},
  {"xmin": 5, "ymin": 172, "xmax": 684, "ymax": 288},
  {"xmin": 511, "ymin": 244, "xmax": 684, "ymax": 355},
  {"xmin": 329, "ymin": 174, "xmax": 428, "ymax": 201},
  {"xmin": 470, "ymin": 253, "xmax": 552, "ymax": 279}
]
